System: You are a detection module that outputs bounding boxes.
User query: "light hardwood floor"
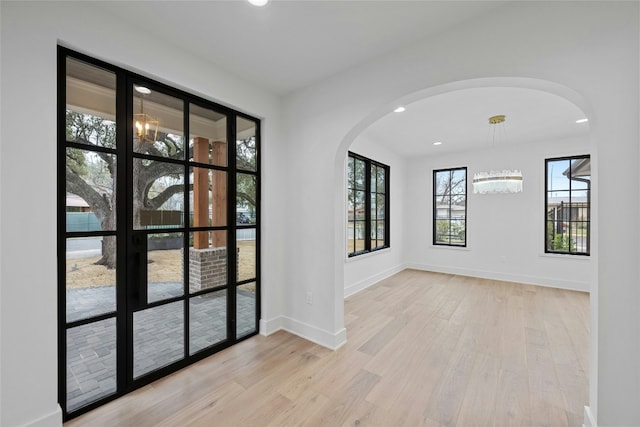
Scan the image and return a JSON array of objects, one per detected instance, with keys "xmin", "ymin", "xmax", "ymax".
[{"xmin": 66, "ymin": 270, "xmax": 589, "ymax": 426}]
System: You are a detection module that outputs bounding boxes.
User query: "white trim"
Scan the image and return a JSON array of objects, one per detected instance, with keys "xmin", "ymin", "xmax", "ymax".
[
  {"xmin": 259, "ymin": 316, "xmax": 284, "ymax": 336},
  {"xmin": 24, "ymin": 406, "xmax": 62, "ymax": 427},
  {"xmin": 259, "ymin": 316, "xmax": 347, "ymax": 350},
  {"xmin": 539, "ymin": 252, "xmax": 590, "ymax": 261},
  {"xmin": 344, "ymin": 263, "xmax": 406, "ymax": 298},
  {"xmin": 406, "ymin": 263, "xmax": 589, "ymax": 293},
  {"xmin": 430, "ymin": 245, "xmax": 472, "ymax": 252},
  {"xmin": 583, "ymin": 405, "xmax": 596, "ymax": 427}
]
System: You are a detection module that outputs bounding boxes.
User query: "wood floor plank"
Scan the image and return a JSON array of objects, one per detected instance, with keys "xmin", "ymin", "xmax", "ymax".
[
  {"xmin": 66, "ymin": 271, "xmax": 589, "ymax": 427},
  {"xmin": 494, "ymin": 368, "xmax": 533, "ymax": 426},
  {"xmin": 455, "ymin": 352, "xmax": 500, "ymax": 427},
  {"xmin": 423, "ymin": 347, "xmax": 477, "ymax": 426},
  {"xmin": 265, "ymin": 389, "xmax": 330, "ymax": 427},
  {"xmin": 308, "ymin": 369, "xmax": 380, "ymax": 426}
]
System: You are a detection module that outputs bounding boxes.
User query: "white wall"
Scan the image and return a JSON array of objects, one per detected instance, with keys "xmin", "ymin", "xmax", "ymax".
[
  {"xmin": 281, "ymin": 2, "xmax": 638, "ymax": 425},
  {"xmin": 0, "ymin": 2, "xmax": 285, "ymax": 426},
  {"xmin": 405, "ymin": 135, "xmax": 591, "ymax": 292},
  {"xmin": 343, "ymin": 136, "xmax": 406, "ymax": 298}
]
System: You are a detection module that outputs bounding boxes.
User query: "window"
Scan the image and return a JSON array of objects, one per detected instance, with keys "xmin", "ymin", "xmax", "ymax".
[
  {"xmin": 545, "ymin": 155, "xmax": 590, "ymax": 255},
  {"xmin": 346, "ymin": 152, "xmax": 389, "ymax": 257},
  {"xmin": 433, "ymin": 167, "xmax": 467, "ymax": 246}
]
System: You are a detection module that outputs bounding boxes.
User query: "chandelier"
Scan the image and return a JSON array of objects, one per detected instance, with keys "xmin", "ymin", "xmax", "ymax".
[
  {"xmin": 473, "ymin": 170, "xmax": 523, "ymax": 194},
  {"xmin": 134, "ymin": 86, "xmax": 159, "ymax": 143},
  {"xmin": 472, "ymin": 115, "xmax": 523, "ymax": 194},
  {"xmin": 134, "ymin": 113, "xmax": 159, "ymax": 142}
]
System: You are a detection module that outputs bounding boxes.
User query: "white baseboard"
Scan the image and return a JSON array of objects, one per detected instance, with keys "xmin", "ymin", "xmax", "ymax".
[
  {"xmin": 583, "ymin": 406, "xmax": 596, "ymax": 427},
  {"xmin": 344, "ymin": 264, "xmax": 407, "ymax": 298},
  {"xmin": 260, "ymin": 316, "xmax": 284, "ymax": 336},
  {"xmin": 406, "ymin": 262, "xmax": 589, "ymax": 293},
  {"xmin": 259, "ymin": 315, "xmax": 347, "ymax": 350},
  {"xmin": 25, "ymin": 406, "xmax": 62, "ymax": 427}
]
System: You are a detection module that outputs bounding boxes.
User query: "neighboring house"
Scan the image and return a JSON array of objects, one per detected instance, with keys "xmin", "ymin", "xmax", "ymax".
[{"xmin": 65, "ymin": 192, "xmax": 91, "ymax": 212}]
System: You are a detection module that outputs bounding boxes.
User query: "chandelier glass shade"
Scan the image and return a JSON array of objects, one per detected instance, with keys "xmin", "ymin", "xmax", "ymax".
[
  {"xmin": 472, "ymin": 170, "xmax": 523, "ymax": 194},
  {"xmin": 472, "ymin": 115, "xmax": 523, "ymax": 194}
]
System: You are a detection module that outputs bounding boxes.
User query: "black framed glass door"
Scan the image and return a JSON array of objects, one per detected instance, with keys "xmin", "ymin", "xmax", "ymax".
[{"xmin": 58, "ymin": 47, "xmax": 260, "ymax": 420}]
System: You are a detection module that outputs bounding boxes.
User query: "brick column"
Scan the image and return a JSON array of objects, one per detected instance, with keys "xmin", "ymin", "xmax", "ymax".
[{"xmin": 189, "ymin": 138, "xmax": 229, "ymax": 292}]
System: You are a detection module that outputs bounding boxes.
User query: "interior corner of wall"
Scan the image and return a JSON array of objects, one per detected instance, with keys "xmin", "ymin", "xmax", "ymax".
[{"xmin": 583, "ymin": 405, "xmax": 596, "ymax": 427}]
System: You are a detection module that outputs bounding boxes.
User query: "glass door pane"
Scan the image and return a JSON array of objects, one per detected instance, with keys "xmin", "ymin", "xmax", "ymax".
[
  {"xmin": 132, "ymin": 158, "xmax": 185, "ymax": 231},
  {"xmin": 147, "ymin": 232, "xmax": 184, "ymax": 303},
  {"xmin": 236, "ymin": 117, "xmax": 256, "ymax": 171},
  {"xmin": 133, "ymin": 301, "xmax": 185, "ymax": 378},
  {"xmin": 64, "ymin": 55, "xmax": 119, "ymax": 413},
  {"xmin": 189, "ymin": 290, "xmax": 227, "ymax": 355},
  {"xmin": 66, "ymin": 319, "xmax": 117, "ymax": 412},
  {"xmin": 189, "ymin": 103, "xmax": 227, "ymax": 166},
  {"xmin": 133, "ymin": 89, "xmax": 184, "ymax": 158},
  {"xmin": 65, "ymin": 237, "xmax": 116, "ymax": 323},
  {"xmin": 237, "ymin": 282, "xmax": 257, "ymax": 338}
]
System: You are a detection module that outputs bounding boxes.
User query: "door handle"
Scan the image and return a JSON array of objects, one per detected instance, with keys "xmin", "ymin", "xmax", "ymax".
[{"xmin": 131, "ymin": 232, "xmax": 148, "ymax": 310}]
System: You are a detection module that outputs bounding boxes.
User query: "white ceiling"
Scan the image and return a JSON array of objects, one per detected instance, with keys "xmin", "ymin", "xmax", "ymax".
[
  {"xmin": 360, "ymin": 87, "xmax": 590, "ymax": 157},
  {"xmin": 96, "ymin": 1, "xmax": 502, "ymax": 95},
  {"xmin": 96, "ymin": 1, "xmax": 589, "ymax": 157}
]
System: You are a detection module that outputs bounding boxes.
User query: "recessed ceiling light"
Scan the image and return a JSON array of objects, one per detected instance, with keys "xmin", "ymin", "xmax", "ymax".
[
  {"xmin": 248, "ymin": 0, "xmax": 269, "ymax": 6},
  {"xmin": 394, "ymin": 106, "xmax": 406, "ymax": 113},
  {"xmin": 134, "ymin": 86, "xmax": 151, "ymax": 95},
  {"xmin": 433, "ymin": 141, "xmax": 443, "ymax": 146},
  {"xmin": 576, "ymin": 118, "xmax": 589, "ymax": 124}
]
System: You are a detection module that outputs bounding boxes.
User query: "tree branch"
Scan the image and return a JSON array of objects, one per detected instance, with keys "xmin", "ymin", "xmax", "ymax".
[
  {"xmin": 145, "ymin": 183, "xmax": 193, "ymax": 210},
  {"xmin": 139, "ymin": 160, "xmax": 184, "ymax": 187},
  {"xmin": 65, "ymin": 169, "xmax": 111, "ymax": 222},
  {"xmin": 237, "ymin": 191, "xmax": 256, "ymax": 208}
]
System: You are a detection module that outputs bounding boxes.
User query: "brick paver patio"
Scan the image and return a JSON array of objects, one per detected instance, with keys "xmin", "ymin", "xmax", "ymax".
[{"xmin": 65, "ymin": 283, "xmax": 256, "ymax": 412}]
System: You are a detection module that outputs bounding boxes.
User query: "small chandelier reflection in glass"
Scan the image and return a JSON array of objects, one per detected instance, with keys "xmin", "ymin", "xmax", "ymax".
[
  {"xmin": 134, "ymin": 113, "xmax": 159, "ymax": 143},
  {"xmin": 473, "ymin": 170, "xmax": 523, "ymax": 194},
  {"xmin": 472, "ymin": 115, "xmax": 523, "ymax": 194},
  {"xmin": 134, "ymin": 86, "xmax": 159, "ymax": 143}
]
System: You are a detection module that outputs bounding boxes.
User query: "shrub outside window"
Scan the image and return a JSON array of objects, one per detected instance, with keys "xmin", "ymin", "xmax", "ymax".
[
  {"xmin": 545, "ymin": 155, "xmax": 590, "ymax": 255},
  {"xmin": 347, "ymin": 152, "xmax": 389, "ymax": 257},
  {"xmin": 433, "ymin": 167, "xmax": 467, "ymax": 246}
]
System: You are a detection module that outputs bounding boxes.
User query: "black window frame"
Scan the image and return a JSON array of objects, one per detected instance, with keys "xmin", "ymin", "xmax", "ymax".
[
  {"xmin": 545, "ymin": 155, "xmax": 590, "ymax": 256},
  {"xmin": 347, "ymin": 152, "xmax": 390, "ymax": 257},
  {"xmin": 433, "ymin": 167, "xmax": 467, "ymax": 247}
]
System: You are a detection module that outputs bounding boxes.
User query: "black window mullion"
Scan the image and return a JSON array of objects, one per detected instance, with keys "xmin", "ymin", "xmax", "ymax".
[
  {"xmin": 449, "ymin": 170, "xmax": 453, "ymax": 245},
  {"xmin": 57, "ymin": 47, "xmax": 68, "ymax": 416},
  {"xmin": 228, "ymin": 114, "xmax": 237, "ymax": 341},
  {"xmin": 123, "ymin": 75, "xmax": 136, "ymax": 388},
  {"xmin": 182, "ymin": 100, "xmax": 190, "ymax": 360},
  {"xmin": 254, "ymin": 117, "xmax": 261, "ymax": 332},
  {"xmin": 115, "ymin": 68, "xmax": 128, "ymax": 398},
  {"xmin": 364, "ymin": 162, "xmax": 371, "ymax": 252},
  {"xmin": 384, "ymin": 165, "xmax": 390, "ymax": 248}
]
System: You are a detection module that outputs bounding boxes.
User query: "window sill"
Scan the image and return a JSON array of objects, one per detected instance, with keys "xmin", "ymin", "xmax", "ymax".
[
  {"xmin": 345, "ymin": 247, "xmax": 391, "ymax": 263},
  {"xmin": 539, "ymin": 252, "xmax": 590, "ymax": 260},
  {"xmin": 430, "ymin": 244, "xmax": 471, "ymax": 251}
]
